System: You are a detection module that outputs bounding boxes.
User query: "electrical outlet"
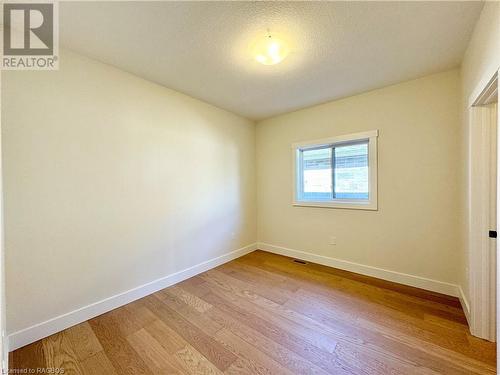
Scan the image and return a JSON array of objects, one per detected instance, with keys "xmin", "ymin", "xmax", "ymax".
[{"xmin": 329, "ymin": 236, "xmax": 336, "ymax": 245}]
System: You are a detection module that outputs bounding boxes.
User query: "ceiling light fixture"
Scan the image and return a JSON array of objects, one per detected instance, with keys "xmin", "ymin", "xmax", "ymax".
[{"xmin": 253, "ymin": 31, "xmax": 289, "ymax": 66}]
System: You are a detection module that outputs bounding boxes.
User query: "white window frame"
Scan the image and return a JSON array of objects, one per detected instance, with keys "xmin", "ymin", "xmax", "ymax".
[{"xmin": 292, "ymin": 130, "xmax": 378, "ymax": 210}]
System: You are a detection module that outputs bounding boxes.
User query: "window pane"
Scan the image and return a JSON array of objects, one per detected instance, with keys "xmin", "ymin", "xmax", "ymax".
[
  {"xmin": 300, "ymin": 147, "xmax": 332, "ymax": 201},
  {"xmin": 334, "ymin": 143, "xmax": 369, "ymax": 200}
]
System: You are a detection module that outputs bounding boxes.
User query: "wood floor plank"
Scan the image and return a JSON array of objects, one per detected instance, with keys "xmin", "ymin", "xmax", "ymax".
[
  {"xmin": 200, "ymin": 291, "xmax": 353, "ymax": 374},
  {"xmin": 42, "ymin": 331, "xmax": 85, "ymax": 375},
  {"xmin": 174, "ymin": 345, "xmax": 223, "ymax": 375},
  {"xmin": 10, "ymin": 340, "xmax": 46, "ymax": 372},
  {"xmin": 358, "ymin": 317, "xmax": 496, "ymax": 374},
  {"xmin": 215, "ymin": 328, "xmax": 293, "ymax": 375},
  {"xmin": 203, "ymin": 305, "xmax": 331, "ymax": 375},
  {"xmin": 87, "ymin": 313, "xmax": 155, "ymax": 375},
  {"xmin": 157, "ymin": 289, "xmax": 223, "ymax": 336},
  {"xmin": 242, "ymin": 252, "xmax": 467, "ymax": 323},
  {"xmin": 200, "ymin": 269, "xmax": 340, "ymax": 354},
  {"xmin": 142, "ymin": 294, "xmax": 237, "ymax": 371},
  {"xmin": 127, "ymin": 328, "xmax": 186, "ymax": 374},
  {"xmin": 207, "ymin": 280, "xmax": 425, "ymax": 373},
  {"xmin": 9, "ymin": 250, "xmax": 496, "ymax": 375},
  {"xmin": 80, "ymin": 352, "xmax": 118, "ymax": 375},
  {"xmin": 166, "ymin": 285, "xmax": 213, "ymax": 313},
  {"xmin": 290, "ymin": 285, "xmax": 495, "ymax": 367},
  {"xmin": 64, "ymin": 322, "xmax": 104, "ymax": 362},
  {"xmin": 143, "ymin": 319, "xmax": 188, "ymax": 354}
]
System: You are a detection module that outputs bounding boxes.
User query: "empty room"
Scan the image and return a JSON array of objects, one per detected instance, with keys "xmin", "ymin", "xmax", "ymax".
[{"xmin": 1, "ymin": 1, "xmax": 500, "ymax": 374}]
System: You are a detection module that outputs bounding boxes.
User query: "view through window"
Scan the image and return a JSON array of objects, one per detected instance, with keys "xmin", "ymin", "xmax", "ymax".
[{"xmin": 294, "ymin": 131, "xmax": 377, "ymax": 209}]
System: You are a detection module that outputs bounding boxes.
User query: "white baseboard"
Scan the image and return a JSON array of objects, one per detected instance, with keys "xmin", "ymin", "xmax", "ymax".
[
  {"xmin": 458, "ymin": 285, "xmax": 471, "ymax": 326},
  {"xmin": 8, "ymin": 243, "xmax": 258, "ymax": 352},
  {"xmin": 258, "ymin": 242, "xmax": 460, "ymax": 297}
]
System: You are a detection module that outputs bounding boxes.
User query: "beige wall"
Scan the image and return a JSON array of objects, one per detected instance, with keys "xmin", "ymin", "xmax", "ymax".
[
  {"xmin": 2, "ymin": 50, "xmax": 256, "ymax": 334},
  {"xmin": 257, "ymin": 70, "xmax": 461, "ymax": 285},
  {"xmin": 460, "ymin": 1, "xmax": 500, "ymax": 303}
]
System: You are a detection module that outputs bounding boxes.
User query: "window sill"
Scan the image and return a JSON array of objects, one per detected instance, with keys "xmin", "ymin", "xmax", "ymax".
[{"xmin": 293, "ymin": 200, "xmax": 378, "ymax": 211}]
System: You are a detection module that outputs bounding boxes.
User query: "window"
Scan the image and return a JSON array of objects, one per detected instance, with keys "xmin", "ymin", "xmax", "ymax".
[{"xmin": 293, "ymin": 130, "xmax": 378, "ymax": 210}]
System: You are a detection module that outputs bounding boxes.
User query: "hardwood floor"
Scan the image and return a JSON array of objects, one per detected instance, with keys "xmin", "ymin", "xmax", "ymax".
[{"xmin": 10, "ymin": 250, "xmax": 496, "ymax": 374}]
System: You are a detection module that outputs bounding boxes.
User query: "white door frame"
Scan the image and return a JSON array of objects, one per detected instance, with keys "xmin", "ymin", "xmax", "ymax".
[
  {"xmin": 469, "ymin": 70, "xmax": 498, "ymax": 342},
  {"xmin": 0, "ymin": 66, "xmax": 6, "ymax": 371}
]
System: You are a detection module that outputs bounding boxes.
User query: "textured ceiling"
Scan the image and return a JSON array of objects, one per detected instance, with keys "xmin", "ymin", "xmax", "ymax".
[{"xmin": 60, "ymin": 1, "xmax": 483, "ymax": 120}]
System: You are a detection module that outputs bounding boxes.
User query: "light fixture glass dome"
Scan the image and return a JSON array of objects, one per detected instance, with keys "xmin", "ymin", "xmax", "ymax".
[{"xmin": 253, "ymin": 34, "xmax": 289, "ymax": 65}]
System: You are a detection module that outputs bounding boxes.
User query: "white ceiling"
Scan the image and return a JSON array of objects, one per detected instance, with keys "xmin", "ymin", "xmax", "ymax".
[{"xmin": 60, "ymin": 1, "xmax": 483, "ymax": 120}]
